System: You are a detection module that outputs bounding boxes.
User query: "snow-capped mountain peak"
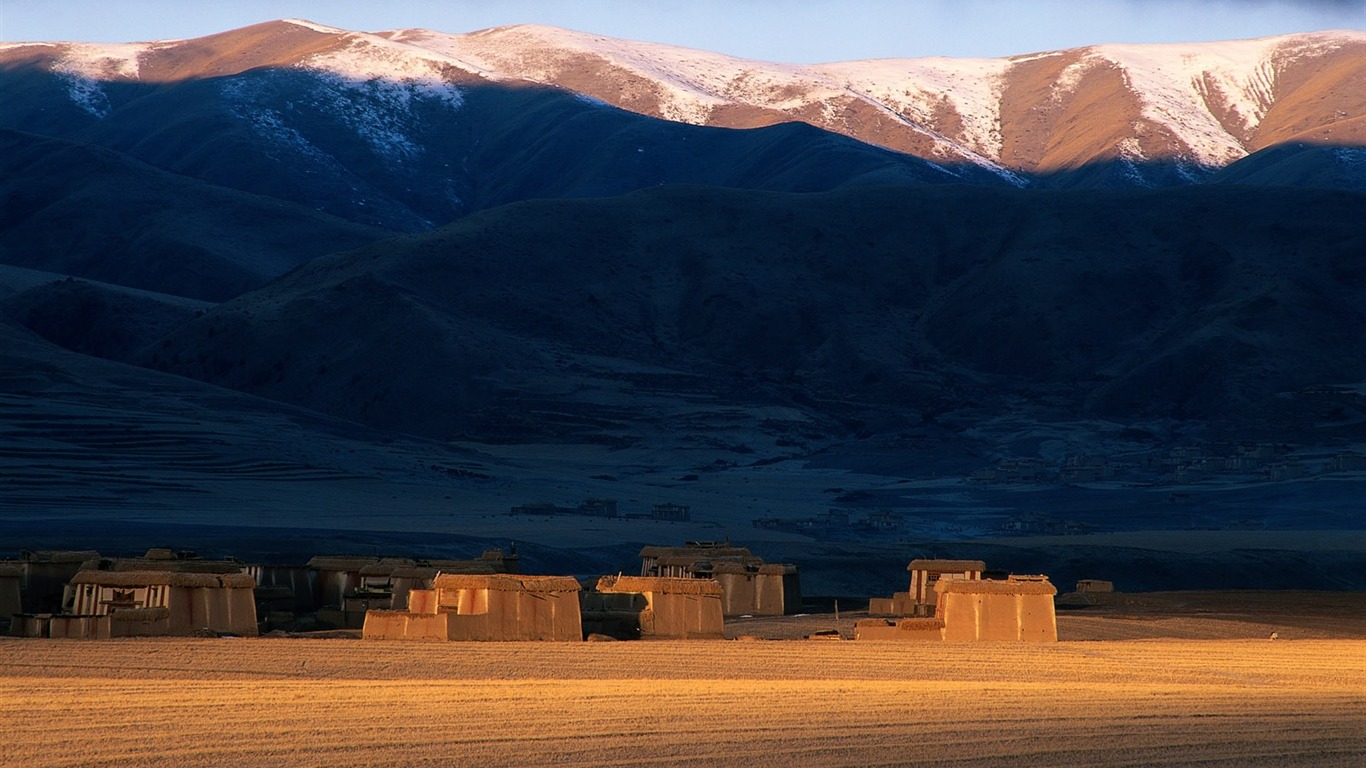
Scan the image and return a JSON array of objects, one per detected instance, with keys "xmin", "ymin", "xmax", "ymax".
[
  {"xmin": 5, "ymin": 21, "xmax": 1363, "ymax": 184},
  {"xmin": 374, "ymin": 24, "xmax": 1364, "ymax": 180}
]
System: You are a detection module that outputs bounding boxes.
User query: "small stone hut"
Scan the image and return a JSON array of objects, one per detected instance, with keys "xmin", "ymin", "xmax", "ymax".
[
  {"xmin": 583, "ymin": 575, "xmax": 725, "ymax": 640},
  {"xmin": 387, "ymin": 552, "xmax": 516, "ymax": 610},
  {"xmin": 313, "ymin": 550, "xmax": 519, "ymax": 628},
  {"xmin": 59, "ymin": 552, "xmax": 245, "ymax": 615},
  {"xmin": 857, "ymin": 571, "xmax": 1058, "ymax": 643},
  {"xmin": 869, "ymin": 559, "xmax": 986, "ymax": 617},
  {"xmin": 67, "ymin": 570, "xmax": 258, "ymax": 636},
  {"xmin": 363, "ymin": 573, "xmax": 582, "ymax": 642},
  {"xmin": 702, "ymin": 562, "xmax": 800, "ymax": 617},
  {"xmin": 936, "ymin": 575, "xmax": 1057, "ymax": 642},
  {"xmin": 640, "ymin": 543, "xmax": 759, "ymax": 578},
  {"xmin": 639, "ymin": 542, "xmax": 800, "ymax": 617}
]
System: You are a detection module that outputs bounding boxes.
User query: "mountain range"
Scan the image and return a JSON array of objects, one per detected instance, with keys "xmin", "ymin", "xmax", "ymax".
[
  {"xmin": 1, "ymin": 20, "xmax": 1365, "ymax": 578},
  {"xmin": 6, "ymin": 19, "xmax": 1364, "ymax": 193}
]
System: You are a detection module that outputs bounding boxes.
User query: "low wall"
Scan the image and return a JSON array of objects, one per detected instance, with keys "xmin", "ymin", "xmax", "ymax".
[
  {"xmin": 854, "ymin": 617, "xmax": 944, "ymax": 641},
  {"xmin": 110, "ymin": 607, "xmax": 172, "ymax": 637},
  {"xmin": 868, "ymin": 592, "xmax": 928, "ymax": 617},
  {"xmin": 50, "ymin": 615, "xmax": 111, "ymax": 640},
  {"xmin": 10, "ymin": 614, "xmax": 50, "ymax": 638},
  {"xmin": 362, "ymin": 610, "xmax": 449, "ymax": 641}
]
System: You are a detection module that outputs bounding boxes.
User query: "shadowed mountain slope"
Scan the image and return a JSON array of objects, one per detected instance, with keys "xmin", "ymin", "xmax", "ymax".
[
  {"xmin": 1208, "ymin": 142, "xmax": 1366, "ymax": 191},
  {"xmin": 4, "ymin": 20, "xmax": 1363, "ymax": 234},
  {"xmin": 0, "ymin": 129, "xmax": 390, "ymax": 300},
  {"xmin": 140, "ymin": 183, "xmax": 1366, "ymax": 447},
  {"xmin": 0, "ymin": 25, "xmax": 1001, "ymax": 237}
]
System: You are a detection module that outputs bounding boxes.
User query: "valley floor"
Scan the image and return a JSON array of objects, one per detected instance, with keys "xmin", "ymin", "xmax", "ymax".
[{"xmin": 3, "ymin": 603, "xmax": 1364, "ymax": 767}]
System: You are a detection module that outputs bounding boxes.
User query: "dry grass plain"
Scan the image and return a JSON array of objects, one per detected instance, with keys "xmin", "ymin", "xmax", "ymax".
[{"xmin": 3, "ymin": 630, "xmax": 1364, "ymax": 768}]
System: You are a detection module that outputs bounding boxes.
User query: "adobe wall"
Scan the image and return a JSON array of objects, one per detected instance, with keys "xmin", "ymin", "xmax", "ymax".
[
  {"xmin": 72, "ymin": 583, "xmax": 167, "ymax": 616},
  {"xmin": 867, "ymin": 597, "xmax": 895, "ymax": 616},
  {"xmin": 579, "ymin": 582, "xmax": 721, "ymax": 636},
  {"xmin": 938, "ymin": 590, "xmax": 1057, "ymax": 642},
  {"xmin": 713, "ymin": 572, "xmax": 757, "ymax": 617},
  {"xmin": 110, "ymin": 609, "xmax": 171, "ymax": 637},
  {"xmin": 868, "ymin": 592, "xmax": 925, "ymax": 617},
  {"xmin": 710, "ymin": 570, "xmax": 796, "ymax": 617},
  {"xmin": 1016, "ymin": 593, "xmax": 1057, "ymax": 641},
  {"xmin": 49, "ymin": 615, "xmax": 111, "ymax": 640},
  {"xmin": 754, "ymin": 572, "xmax": 793, "ymax": 616},
  {"xmin": 9, "ymin": 614, "xmax": 50, "ymax": 637},
  {"xmin": 224, "ymin": 586, "xmax": 259, "ymax": 636},
  {"xmin": 407, "ymin": 589, "xmax": 438, "ymax": 614},
  {"xmin": 392, "ymin": 574, "xmax": 438, "ymax": 612},
  {"xmin": 437, "ymin": 586, "xmax": 489, "ymax": 615},
  {"xmin": 362, "ymin": 610, "xmax": 449, "ymax": 641},
  {"xmin": 446, "ymin": 590, "xmax": 582, "ymax": 641},
  {"xmin": 168, "ymin": 586, "xmax": 258, "ymax": 636},
  {"xmin": 642, "ymin": 593, "xmax": 725, "ymax": 639},
  {"xmin": 854, "ymin": 617, "xmax": 944, "ymax": 641},
  {"xmin": 11, "ymin": 614, "xmax": 114, "ymax": 639}
]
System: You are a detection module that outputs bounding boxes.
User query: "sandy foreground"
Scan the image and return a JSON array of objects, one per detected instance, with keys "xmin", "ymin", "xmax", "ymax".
[{"xmin": 2, "ymin": 635, "xmax": 1363, "ymax": 768}]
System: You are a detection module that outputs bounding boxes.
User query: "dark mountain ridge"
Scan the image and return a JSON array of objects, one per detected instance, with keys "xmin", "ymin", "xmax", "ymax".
[
  {"xmin": 137, "ymin": 183, "xmax": 1366, "ymax": 451},
  {"xmin": 0, "ymin": 58, "xmax": 1001, "ymax": 234},
  {"xmin": 0, "ymin": 129, "xmax": 388, "ymax": 300}
]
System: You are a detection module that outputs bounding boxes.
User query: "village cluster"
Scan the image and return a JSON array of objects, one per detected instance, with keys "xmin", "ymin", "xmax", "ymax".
[{"xmin": 2, "ymin": 543, "xmax": 1064, "ymax": 642}]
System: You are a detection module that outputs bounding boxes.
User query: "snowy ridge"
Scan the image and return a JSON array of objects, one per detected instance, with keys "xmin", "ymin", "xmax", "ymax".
[
  {"xmin": 52, "ymin": 42, "xmax": 149, "ymax": 118},
  {"xmin": 14, "ymin": 21, "xmax": 1365, "ymax": 176},
  {"xmin": 282, "ymin": 18, "xmax": 347, "ymax": 35},
  {"xmin": 288, "ymin": 31, "xmax": 474, "ymax": 163},
  {"xmin": 299, "ymin": 32, "xmax": 470, "ymax": 108},
  {"xmin": 400, "ymin": 25, "xmax": 1015, "ymax": 174},
  {"xmin": 401, "ymin": 24, "xmax": 798, "ymax": 124},
  {"xmin": 818, "ymin": 57, "xmax": 1012, "ymax": 162},
  {"xmin": 1071, "ymin": 37, "xmax": 1289, "ymax": 166},
  {"xmin": 388, "ymin": 24, "xmax": 1362, "ymax": 174}
]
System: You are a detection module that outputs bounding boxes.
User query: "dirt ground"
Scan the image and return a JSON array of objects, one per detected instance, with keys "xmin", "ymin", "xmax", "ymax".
[
  {"xmin": 3, "ymin": 592, "xmax": 1365, "ymax": 767},
  {"xmin": 726, "ymin": 590, "xmax": 1366, "ymax": 641}
]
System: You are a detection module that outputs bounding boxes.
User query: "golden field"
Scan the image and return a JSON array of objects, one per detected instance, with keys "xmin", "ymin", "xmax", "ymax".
[{"xmin": 3, "ymin": 627, "xmax": 1364, "ymax": 767}]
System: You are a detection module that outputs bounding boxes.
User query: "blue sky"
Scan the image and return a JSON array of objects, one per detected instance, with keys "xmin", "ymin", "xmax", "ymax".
[{"xmin": 2, "ymin": 1, "xmax": 1363, "ymax": 61}]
